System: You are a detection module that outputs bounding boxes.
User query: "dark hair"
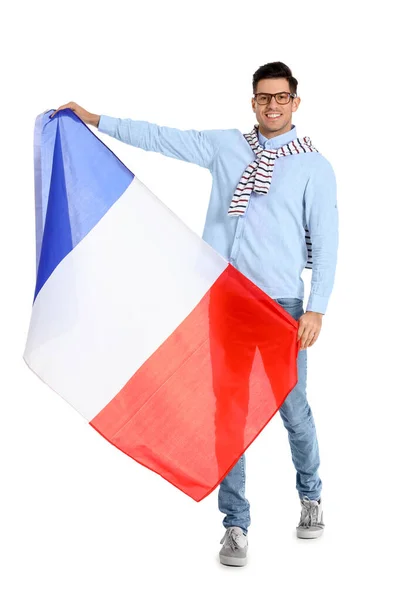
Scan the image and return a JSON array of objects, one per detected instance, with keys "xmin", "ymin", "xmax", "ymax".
[{"xmin": 252, "ymin": 61, "xmax": 298, "ymax": 95}]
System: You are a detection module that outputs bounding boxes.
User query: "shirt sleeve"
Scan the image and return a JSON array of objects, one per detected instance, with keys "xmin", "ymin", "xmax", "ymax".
[
  {"xmin": 98, "ymin": 115, "xmax": 221, "ymax": 171},
  {"xmin": 304, "ymin": 156, "xmax": 339, "ymax": 315}
]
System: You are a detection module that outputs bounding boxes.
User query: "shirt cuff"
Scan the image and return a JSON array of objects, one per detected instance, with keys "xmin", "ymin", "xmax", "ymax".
[
  {"xmin": 98, "ymin": 115, "xmax": 118, "ymax": 135},
  {"xmin": 306, "ymin": 293, "xmax": 329, "ymax": 315}
]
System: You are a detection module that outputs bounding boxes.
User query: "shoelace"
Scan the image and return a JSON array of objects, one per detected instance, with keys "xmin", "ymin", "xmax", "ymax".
[
  {"xmin": 299, "ymin": 496, "xmax": 323, "ymax": 528},
  {"xmin": 220, "ymin": 527, "xmax": 247, "ymax": 550}
]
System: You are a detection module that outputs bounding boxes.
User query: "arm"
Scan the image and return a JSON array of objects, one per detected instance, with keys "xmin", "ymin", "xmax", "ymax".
[
  {"xmin": 304, "ymin": 157, "xmax": 339, "ymax": 315},
  {"xmin": 97, "ymin": 115, "xmax": 221, "ymax": 170}
]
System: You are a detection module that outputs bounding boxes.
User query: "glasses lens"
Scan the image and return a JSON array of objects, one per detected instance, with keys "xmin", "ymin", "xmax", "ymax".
[
  {"xmin": 276, "ymin": 93, "xmax": 291, "ymax": 104},
  {"xmin": 256, "ymin": 94, "xmax": 270, "ymax": 105}
]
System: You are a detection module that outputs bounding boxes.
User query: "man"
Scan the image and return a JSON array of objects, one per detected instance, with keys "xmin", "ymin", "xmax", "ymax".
[{"xmin": 50, "ymin": 60, "xmax": 338, "ymax": 567}]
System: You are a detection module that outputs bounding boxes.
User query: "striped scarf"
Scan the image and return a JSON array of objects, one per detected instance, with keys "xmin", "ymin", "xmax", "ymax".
[{"xmin": 228, "ymin": 125, "xmax": 319, "ymax": 269}]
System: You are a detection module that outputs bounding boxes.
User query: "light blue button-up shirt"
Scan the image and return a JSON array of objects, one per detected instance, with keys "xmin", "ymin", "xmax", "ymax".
[{"xmin": 98, "ymin": 116, "xmax": 338, "ymax": 314}]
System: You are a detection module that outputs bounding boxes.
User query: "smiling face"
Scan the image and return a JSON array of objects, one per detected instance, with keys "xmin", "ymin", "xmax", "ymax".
[{"xmin": 251, "ymin": 77, "xmax": 301, "ymax": 139}]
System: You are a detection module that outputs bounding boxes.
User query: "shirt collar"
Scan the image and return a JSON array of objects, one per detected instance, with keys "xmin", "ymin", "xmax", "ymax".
[{"xmin": 257, "ymin": 124, "xmax": 297, "ymax": 149}]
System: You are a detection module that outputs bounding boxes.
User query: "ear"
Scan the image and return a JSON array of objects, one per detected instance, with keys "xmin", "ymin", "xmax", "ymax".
[{"xmin": 292, "ymin": 97, "xmax": 301, "ymax": 113}]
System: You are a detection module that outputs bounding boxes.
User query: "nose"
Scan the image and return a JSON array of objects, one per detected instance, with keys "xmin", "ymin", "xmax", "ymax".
[{"xmin": 265, "ymin": 100, "xmax": 279, "ymax": 111}]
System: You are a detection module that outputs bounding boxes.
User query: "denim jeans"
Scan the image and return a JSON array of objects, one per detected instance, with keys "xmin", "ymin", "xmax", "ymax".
[{"xmin": 218, "ymin": 297, "xmax": 322, "ymax": 535}]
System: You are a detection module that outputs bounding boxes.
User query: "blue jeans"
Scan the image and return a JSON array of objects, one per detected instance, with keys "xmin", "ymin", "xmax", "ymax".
[{"xmin": 218, "ymin": 297, "xmax": 322, "ymax": 535}]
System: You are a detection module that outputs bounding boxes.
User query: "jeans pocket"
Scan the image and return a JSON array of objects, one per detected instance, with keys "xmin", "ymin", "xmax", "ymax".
[
  {"xmin": 275, "ymin": 297, "xmax": 304, "ymax": 320},
  {"xmin": 275, "ymin": 297, "xmax": 303, "ymax": 308}
]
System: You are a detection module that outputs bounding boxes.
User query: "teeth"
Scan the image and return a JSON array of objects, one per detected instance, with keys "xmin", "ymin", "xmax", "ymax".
[{"xmin": 266, "ymin": 113, "xmax": 280, "ymax": 118}]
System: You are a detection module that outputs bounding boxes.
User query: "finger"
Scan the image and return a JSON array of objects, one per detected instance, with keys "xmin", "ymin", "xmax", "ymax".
[
  {"xmin": 299, "ymin": 332, "xmax": 307, "ymax": 349},
  {"xmin": 49, "ymin": 108, "xmax": 61, "ymax": 118},
  {"xmin": 309, "ymin": 324, "xmax": 322, "ymax": 346},
  {"xmin": 49, "ymin": 103, "xmax": 72, "ymax": 118},
  {"xmin": 49, "ymin": 106, "xmax": 66, "ymax": 118},
  {"xmin": 308, "ymin": 331, "xmax": 320, "ymax": 347},
  {"xmin": 297, "ymin": 321, "xmax": 306, "ymax": 341},
  {"xmin": 300, "ymin": 327, "xmax": 313, "ymax": 349},
  {"xmin": 303, "ymin": 330, "xmax": 317, "ymax": 349}
]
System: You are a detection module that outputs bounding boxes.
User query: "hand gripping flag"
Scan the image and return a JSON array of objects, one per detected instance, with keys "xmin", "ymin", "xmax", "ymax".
[{"xmin": 24, "ymin": 109, "xmax": 300, "ymax": 502}]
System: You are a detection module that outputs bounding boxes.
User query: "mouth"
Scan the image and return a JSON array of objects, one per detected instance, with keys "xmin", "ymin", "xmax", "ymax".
[{"xmin": 264, "ymin": 113, "xmax": 282, "ymax": 120}]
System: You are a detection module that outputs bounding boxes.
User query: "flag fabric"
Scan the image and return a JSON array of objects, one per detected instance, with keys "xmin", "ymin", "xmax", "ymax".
[{"xmin": 24, "ymin": 108, "xmax": 300, "ymax": 502}]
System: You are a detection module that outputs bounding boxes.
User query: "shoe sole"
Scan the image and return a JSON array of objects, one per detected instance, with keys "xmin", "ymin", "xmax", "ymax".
[
  {"xmin": 219, "ymin": 554, "xmax": 247, "ymax": 567},
  {"xmin": 296, "ymin": 527, "xmax": 324, "ymax": 539}
]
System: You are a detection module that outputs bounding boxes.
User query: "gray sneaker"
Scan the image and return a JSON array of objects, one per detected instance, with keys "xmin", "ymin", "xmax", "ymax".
[
  {"xmin": 219, "ymin": 526, "xmax": 248, "ymax": 567},
  {"xmin": 296, "ymin": 496, "xmax": 325, "ymax": 539}
]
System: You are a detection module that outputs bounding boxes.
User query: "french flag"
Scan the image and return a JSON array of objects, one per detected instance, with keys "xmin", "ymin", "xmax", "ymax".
[{"xmin": 24, "ymin": 109, "xmax": 300, "ymax": 502}]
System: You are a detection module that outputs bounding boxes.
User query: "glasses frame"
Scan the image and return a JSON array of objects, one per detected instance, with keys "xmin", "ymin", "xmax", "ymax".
[{"xmin": 253, "ymin": 91, "xmax": 297, "ymax": 105}]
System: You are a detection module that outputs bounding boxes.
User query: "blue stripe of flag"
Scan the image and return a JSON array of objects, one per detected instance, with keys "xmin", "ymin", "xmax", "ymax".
[{"xmin": 34, "ymin": 109, "xmax": 134, "ymax": 301}]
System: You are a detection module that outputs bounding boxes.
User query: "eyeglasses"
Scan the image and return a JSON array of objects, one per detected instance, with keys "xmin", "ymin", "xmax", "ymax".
[{"xmin": 253, "ymin": 92, "xmax": 297, "ymax": 105}]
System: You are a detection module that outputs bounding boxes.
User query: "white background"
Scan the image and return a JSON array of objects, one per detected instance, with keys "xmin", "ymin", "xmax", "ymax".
[{"xmin": 1, "ymin": 1, "xmax": 399, "ymax": 598}]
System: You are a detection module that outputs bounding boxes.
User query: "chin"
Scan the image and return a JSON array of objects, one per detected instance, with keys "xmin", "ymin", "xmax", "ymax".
[{"xmin": 264, "ymin": 118, "xmax": 281, "ymax": 127}]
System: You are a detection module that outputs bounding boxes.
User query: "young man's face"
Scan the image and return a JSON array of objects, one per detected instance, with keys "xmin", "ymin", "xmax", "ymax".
[{"xmin": 251, "ymin": 77, "xmax": 301, "ymax": 138}]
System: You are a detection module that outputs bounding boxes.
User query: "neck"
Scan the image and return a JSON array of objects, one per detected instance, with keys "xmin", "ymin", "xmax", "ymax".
[{"xmin": 258, "ymin": 122, "xmax": 293, "ymax": 139}]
